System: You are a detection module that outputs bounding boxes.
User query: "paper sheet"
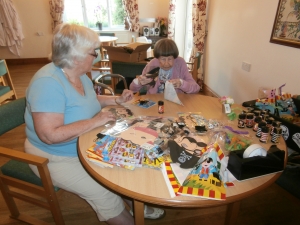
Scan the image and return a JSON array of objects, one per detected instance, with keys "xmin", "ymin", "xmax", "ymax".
[{"xmin": 164, "ymin": 81, "xmax": 184, "ymax": 105}]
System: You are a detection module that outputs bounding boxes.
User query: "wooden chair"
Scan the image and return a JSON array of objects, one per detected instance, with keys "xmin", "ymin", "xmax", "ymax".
[
  {"xmin": 86, "ymin": 48, "xmax": 112, "ymax": 94},
  {"xmin": 186, "ymin": 52, "xmax": 202, "ymax": 82},
  {"xmin": 87, "ymin": 48, "xmax": 111, "ymax": 80},
  {"xmin": 111, "ymin": 61, "xmax": 147, "ymax": 95},
  {"xmin": 94, "ymin": 74, "xmax": 128, "ymax": 95},
  {"xmin": 0, "ymin": 98, "xmax": 65, "ymax": 225},
  {"xmin": 99, "ymin": 32, "xmax": 116, "ymax": 60},
  {"xmin": 0, "ymin": 59, "xmax": 17, "ymax": 104}
]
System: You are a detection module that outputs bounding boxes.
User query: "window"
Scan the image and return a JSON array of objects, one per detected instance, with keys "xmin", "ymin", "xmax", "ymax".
[{"xmin": 64, "ymin": 0, "xmax": 126, "ymax": 30}]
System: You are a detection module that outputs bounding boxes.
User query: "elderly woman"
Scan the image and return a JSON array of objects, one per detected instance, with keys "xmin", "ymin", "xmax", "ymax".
[
  {"xmin": 129, "ymin": 38, "xmax": 200, "ymax": 94},
  {"xmin": 24, "ymin": 23, "xmax": 163, "ymax": 225}
]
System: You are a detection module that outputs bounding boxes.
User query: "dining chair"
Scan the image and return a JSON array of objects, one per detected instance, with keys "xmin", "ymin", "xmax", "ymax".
[
  {"xmin": 111, "ymin": 61, "xmax": 148, "ymax": 95},
  {"xmin": 94, "ymin": 74, "xmax": 128, "ymax": 95},
  {"xmin": 186, "ymin": 52, "xmax": 202, "ymax": 82},
  {"xmin": 0, "ymin": 59, "xmax": 17, "ymax": 104},
  {"xmin": 0, "ymin": 97, "xmax": 65, "ymax": 225},
  {"xmin": 88, "ymin": 48, "xmax": 111, "ymax": 78},
  {"xmin": 86, "ymin": 48, "xmax": 112, "ymax": 94},
  {"xmin": 99, "ymin": 32, "xmax": 116, "ymax": 60}
]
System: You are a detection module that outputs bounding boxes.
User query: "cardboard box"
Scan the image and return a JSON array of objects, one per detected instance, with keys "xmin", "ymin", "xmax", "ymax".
[{"xmin": 104, "ymin": 43, "xmax": 152, "ymax": 62}]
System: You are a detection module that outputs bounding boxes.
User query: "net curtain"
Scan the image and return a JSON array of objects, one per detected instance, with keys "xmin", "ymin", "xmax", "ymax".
[{"xmin": 0, "ymin": 0, "xmax": 24, "ymax": 56}]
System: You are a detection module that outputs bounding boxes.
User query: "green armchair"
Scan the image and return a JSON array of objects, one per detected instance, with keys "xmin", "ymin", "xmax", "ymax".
[{"xmin": 0, "ymin": 98, "xmax": 64, "ymax": 224}]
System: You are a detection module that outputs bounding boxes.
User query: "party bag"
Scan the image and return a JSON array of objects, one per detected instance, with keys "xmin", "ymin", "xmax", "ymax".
[{"xmin": 164, "ymin": 81, "xmax": 183, "ymax": 105}]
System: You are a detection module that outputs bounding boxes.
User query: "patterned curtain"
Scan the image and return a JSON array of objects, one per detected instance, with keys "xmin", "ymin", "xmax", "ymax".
[
  {"xmin": 122, "ymin": 0, "xmax": 139, "ymax": 33},
  {"xmin": 168, "ymin": 0, "xmax": 176, "ymax": 40},
  {"xmin": 191, "ymin": 0, "xmax": 207, "ymax": 91},
  {"xmin": 49, "ymin": 0, "xmax": 64, "ymax": 31},
  {"xmin": 0, "ymin": 0, "xmax": 24, "ymax": 56}
]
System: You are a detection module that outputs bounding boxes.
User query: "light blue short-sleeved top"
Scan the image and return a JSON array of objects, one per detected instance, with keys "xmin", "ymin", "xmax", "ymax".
[{"xmin": 25, "ymin": 63, "xmax": 101, "ymax": 157}]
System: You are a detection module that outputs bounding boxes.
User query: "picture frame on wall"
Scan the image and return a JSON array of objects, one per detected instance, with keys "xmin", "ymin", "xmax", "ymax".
[{"xmin": 270, "ymin": 0, "xmax": 300, "ymax": 48}]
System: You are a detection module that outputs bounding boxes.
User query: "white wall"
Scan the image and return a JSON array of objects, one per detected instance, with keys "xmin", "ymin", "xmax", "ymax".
[
  {"xmin": 0, "ymin": 0, "xmax": 52, "ymax": 59},
  {"xmin": 206, "ymin": 0, "xmax": 300, "ymax": 104},
  {"xmin": 0, "ymin": 0, "xmax": 168, "ymax": 59},
  {"xmin": 138, "ymin": 0, "xmax": 169, "ymax": 34}
]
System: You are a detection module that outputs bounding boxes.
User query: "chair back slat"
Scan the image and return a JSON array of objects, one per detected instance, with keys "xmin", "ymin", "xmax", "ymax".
[
  {"xmin": 99, "ymin": 32, "xmax": 115, "ymax": 37},
  {"xmin": 0, "ymin": 97, "xmax": 26, "ymax": 135},
  {"xmin": 0, "ymin": 59, "xmax": 8, "ymax": 77}
]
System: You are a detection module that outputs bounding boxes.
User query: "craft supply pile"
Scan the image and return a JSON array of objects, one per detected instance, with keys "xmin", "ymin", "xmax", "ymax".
[
  {"xmin": 247, "ymin": 86, "xmax": 300, "ymax": 158},
  {"xmin": 85, "ymin": 100, "xmax": 288, "ymax": 200}
]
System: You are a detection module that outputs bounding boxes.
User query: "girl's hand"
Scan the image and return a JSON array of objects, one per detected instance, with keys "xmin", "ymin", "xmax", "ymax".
[
  {"xmin": 138, "ymin": 74, "xmax": 153, "ymax": 85},
  {"xmin": 169, "ymin": 79, "xmax": 182, "ymax": 88}
]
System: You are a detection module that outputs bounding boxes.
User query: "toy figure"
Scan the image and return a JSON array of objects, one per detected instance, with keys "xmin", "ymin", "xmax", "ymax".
[{"xmin": 198, "ymin": 157, "xmax": 218, "ymax": 181}]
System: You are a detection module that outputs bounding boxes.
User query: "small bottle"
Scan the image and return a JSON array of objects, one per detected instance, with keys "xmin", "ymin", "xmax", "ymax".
[
  {"xmin": 238, "ymin": 113, "xmax": 246, "ymax": 128},
  {"xmin": 256, "ymin": 121, "xmax": 267, "ymax": 138},
  {"xmin": 253, "ymin": 110, "xmax": 261, "ymax": 119},
  {"xmin": 246, "ymin": 113, "xmax": 254, "ymax": 128},
  {"xmin": 271, "ymin": 127, "xmax": 282, "ymax": 144},
  {"xmin": 260, "ymin": 110, "xmax": 268, "ymax": 121},
  {"xmin": 259, "ymin": 126, "xmax": 269, "ymax": 143},
  {"xmin": 158, "ymin": 100, "xmax": 164, "ymax": 114},
  {"xmin": 270, "ymin": 121, "xmax": 281, "ymax": 135},
  {"xmin": 253, "ymin": 116, "xmax": 262, "ymax": 132},
  {"xmin": 265, "ymin": 117, "xmax": 274, "ymax": 130}
]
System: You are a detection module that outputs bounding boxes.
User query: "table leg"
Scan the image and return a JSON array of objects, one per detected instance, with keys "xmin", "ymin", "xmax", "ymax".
[
  {"xmin": 224, "ymin": 201, "xmax": 240, "ymax": 225},
  {"xmin": 133, "ymin": 200, "xmax": 144, "ymax": 225}
]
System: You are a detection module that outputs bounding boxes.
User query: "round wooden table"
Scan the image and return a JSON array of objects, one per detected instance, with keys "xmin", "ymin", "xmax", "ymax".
[
  {"xmin": 99, "ymin": 36, "xmax": 118, "ymax": 45},
  {"xmin": 78, "ymin": 93, "xmax": 287, "ymax": 225}
]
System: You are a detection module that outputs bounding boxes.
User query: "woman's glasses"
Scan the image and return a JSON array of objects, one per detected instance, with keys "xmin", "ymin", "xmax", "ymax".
[{"xmin": 89, "ymin": 49, "xmax": 98, "ymax": 58}]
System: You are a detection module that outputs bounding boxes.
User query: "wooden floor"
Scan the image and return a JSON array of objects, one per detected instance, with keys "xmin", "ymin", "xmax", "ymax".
[{"xmin": 1, "ymin": 63, "xmax": 300, "ymax": 225}]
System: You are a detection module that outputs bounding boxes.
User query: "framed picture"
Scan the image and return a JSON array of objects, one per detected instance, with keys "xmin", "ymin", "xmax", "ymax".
[{"xmin": 270, "ymin": 0, "xmax": 300, "ymax": 48}]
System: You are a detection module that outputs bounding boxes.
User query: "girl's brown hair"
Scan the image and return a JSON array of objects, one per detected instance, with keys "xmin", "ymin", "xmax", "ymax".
[{"xmin": 153, "ymin": 39, "xmax": 179, "ymax": 59}]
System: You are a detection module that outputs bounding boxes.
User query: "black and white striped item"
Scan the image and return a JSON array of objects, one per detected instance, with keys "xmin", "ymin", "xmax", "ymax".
[
  {"xmin": 271, "ymin": 127, "xmax": 282, "ymax": 144},
  {"xmin": 260, "ymin": 126, "xmax": 270, "ymax": 143},
  {"xmin": 256, "ymin": 121, "xmax": 267, "ymax": 138}
]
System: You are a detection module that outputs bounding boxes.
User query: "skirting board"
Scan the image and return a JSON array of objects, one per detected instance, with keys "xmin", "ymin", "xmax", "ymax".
[{"xmin": 202, "ymin": 83, "xmax": 219, "ymax": 98}]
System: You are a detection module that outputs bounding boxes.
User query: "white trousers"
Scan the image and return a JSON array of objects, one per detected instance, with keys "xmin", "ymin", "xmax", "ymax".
[{"xmin": 24, "ymin": 139, "xmax": 124, "ymax": 221}]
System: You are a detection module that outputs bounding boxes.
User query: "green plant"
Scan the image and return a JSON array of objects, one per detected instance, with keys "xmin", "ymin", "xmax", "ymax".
[{"xmin": 112, "ymin": 0, "xmax": 125, "ymax": 25}]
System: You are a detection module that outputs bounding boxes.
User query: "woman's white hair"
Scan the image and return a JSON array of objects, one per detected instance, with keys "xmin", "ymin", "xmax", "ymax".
[{"xmin": 50, "ymin": 23, "xmax": 100, "ymax": 68}]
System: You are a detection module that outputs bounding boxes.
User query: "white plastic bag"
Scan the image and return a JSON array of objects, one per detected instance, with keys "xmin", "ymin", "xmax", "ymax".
[{"xmin": 164, "ymin": 81, "xmax": 183, "ymax": 105}]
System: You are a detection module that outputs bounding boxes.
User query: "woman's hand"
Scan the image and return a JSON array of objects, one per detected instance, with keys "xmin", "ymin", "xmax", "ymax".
[
  {"xmin": 169, "ymin": 79, "xmax": 182, "ymax": 89},
  {"xmin": 117, "ymin": 89, "xmax": 134, "ymax": 104},
  {"xmin": 138, "ymin": 74, "xmax": 153, "ymax": 85},
  {"xmin": 92, "ymin": 111, "xmax": 116, "ymax": 127}
]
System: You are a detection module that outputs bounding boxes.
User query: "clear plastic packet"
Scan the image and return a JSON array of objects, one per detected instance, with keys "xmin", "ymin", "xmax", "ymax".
[{"xmin": 207, "ymin": 127, "xmax": 253, "ymax": 156}]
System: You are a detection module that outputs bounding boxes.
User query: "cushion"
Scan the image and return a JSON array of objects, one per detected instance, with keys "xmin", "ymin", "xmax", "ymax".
[
  {"xmin": 1, "ymin": 160, "xmax": 60, "ymax": 192},
  {"xmin": 0, "ymin": 86, "xmax": 11, "ymax": 96},
  {"xmin": 0, "ymin": 97, "xmax": 26, "ymax": 135}
]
